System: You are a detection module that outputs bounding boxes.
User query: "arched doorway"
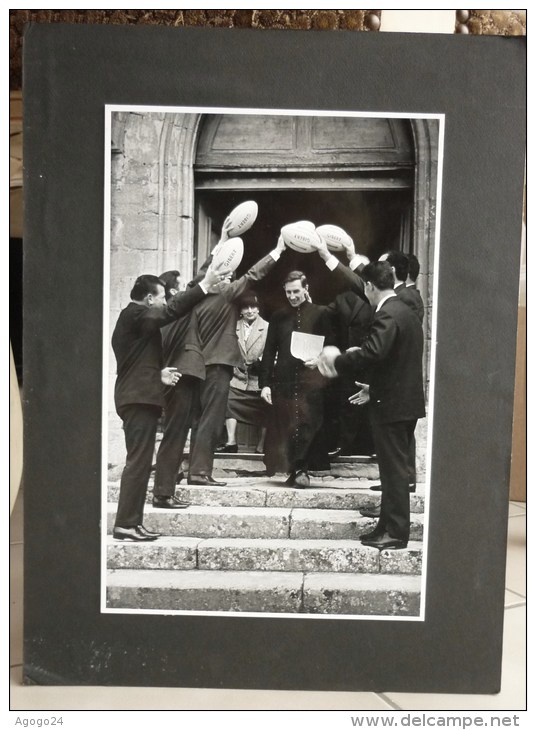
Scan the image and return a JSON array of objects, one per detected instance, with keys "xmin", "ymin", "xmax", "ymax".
[
  {"xmin": 110, "ymin": 109, "xmax": 439, "ymax": 375},
  {"xmin": 193, "ymin": 113, "xmax": 419, "ymax": 314},
  {"xmin": 108, "ymin": 109, "xmax": 439, "ymax": 464}
]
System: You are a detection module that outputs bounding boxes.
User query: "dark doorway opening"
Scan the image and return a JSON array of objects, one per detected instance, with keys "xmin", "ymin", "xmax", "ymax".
[{"xmin": 197, "ymin": 188, "xmax": 413, "ymax": 318}]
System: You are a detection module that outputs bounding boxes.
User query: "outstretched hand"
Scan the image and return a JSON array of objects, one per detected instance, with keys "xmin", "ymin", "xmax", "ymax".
[
  {"xmin": 342, "ymin": 236, "xmax": 356, "ymax": 260},
  {"xmin": 211, "ymin": 218, "xmax": 233, "ymax": 257},
  {"xmin": 202, "ymin": 265, "xmax": 230, "ymax": 293},
  {"xmin": 275, "ymin": 234, "xmax": 287, "ymax": 254},
  {"xmin": 316, "ymin": 346, "xmax": 341, "ymax": 378},
  {"xmin": 220, "ymin": 217, "xmax": 232, "ymax": 243},
  {"xmin": 312, "ymin": 235, "xmax": 331, "ymax": 261},
  {"xmin": 348, "ymin": 381, "xmax": 370, "ymax": 406},
  {"xmin": 161, "ymin": 367, "xmax": 181, "ymax": 386}
]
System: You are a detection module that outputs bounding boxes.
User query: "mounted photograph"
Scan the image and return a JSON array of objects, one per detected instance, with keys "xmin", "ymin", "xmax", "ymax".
[{"xmin": 102, "ymin": 106, "xmax": 444, "ymax": 620}]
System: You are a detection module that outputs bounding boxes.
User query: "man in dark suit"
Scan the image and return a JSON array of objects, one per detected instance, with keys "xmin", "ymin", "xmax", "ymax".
[
  {"xmin": 380, "ymin": 250, "xmax": 424, "ymax": 323},
  {"xmin": 313, "ymin": 240, "xmax": 375, "ymax": 457},
  {"xmin": 406, "ymin": 253, "xmax": 425, "ymax": 322},
  {"xmin": 318, "ymin": 261, "xmax": 425, "ymax": 549},
  {"xmin": 173, "ymin": 236, "xmax": 288, "ymax": 487},
  {"xmin": 368, "ymin": 250, "xmax": 423, "ymax": 499},
  {"xmin": 151, "ymin": 257, "xmax": 217, "ymax": 509},
  {"xmin": 259, "ymin": 270, "xmax": 334, "ymax": 487},
  {"xmin": 111, "ymin": 267, "xmax": 220, "ymax": 541}
]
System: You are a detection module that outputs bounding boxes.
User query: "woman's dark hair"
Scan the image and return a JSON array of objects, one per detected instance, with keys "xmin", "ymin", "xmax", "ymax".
[{"xmin": 238, "ymin": 292, "xmax": 259, "ymax": 310}]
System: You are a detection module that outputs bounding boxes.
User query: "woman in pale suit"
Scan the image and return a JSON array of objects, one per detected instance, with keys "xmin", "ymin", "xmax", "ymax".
[{"xmin": 217, "ymin": 293, "xmax": 269, "ymax": 453}]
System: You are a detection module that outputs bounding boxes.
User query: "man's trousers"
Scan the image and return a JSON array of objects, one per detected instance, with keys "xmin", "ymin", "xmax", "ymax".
[
  {"xmin": 370, "ymin": 414, "xmax": 417, "ymax": 543},
  {"xmin": 115, "ymin": 403, "xmax": 161, "ymax": 528},
  {"xmin": 154, "ymin": 375, "xmax": 200, "ymax": 497},
  {"xmin": 188, "ymin": 364, "xmax": 233, "ymax": 477}
]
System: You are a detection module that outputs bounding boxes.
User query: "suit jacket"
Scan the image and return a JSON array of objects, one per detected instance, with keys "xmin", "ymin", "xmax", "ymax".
[
  {"xmin": 395, "ymin": 282, "xmax": 424, "ymax": 323},
  {"xmin": 327, "ymin": 291, "xmax": 372, "ymax": 351},
  {"xmin": 176, "ymin": 254, "xmax": 277, "ymax": 378},
  {"xmin": 405, "ymin": 283, "xmax": 425, "ymax": 322},
  {"xmin": 161, "ymin": 254, "xmax": 213, "ymax": 371},
  {"xmin": 259, "ymin": 300, "xmax": 334, "ymax": 397},
  {"xmin": 112, "ymin": 283, "xmax": 206, "ymax": 413},
  {"xmin": 334, "ymin": 295, "xmax": 425, "ymax": 424},
  {"xmin": 230, "ymin": 316, "xmax": 268, "ymax": 391},
  {"xmin": 323, "ymin": 261, "xmax": 373, "ymax": 384}
]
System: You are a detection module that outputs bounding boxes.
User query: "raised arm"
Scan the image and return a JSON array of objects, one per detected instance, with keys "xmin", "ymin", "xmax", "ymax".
[
  {"xmin": 219, "ymin": 235, "xmax": 287, "ymax": 302},
  {"xmin": 311, "ymin": 236, "xmax": 368, "ymax": 300}
]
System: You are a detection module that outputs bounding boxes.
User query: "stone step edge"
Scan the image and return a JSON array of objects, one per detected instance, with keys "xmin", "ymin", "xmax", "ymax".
[
  {"xmin": 107, "ymin": 567, "xmax": 422, "ymax": 587},
  {"xmin": 106, "ymin": 535, "xmax": 423, "ymax": 549},
  {"xmin": 106, "ymin": 483, "xmax": 426, "ymax": 500},
  {"xmin": 106, "ymin": 535, "xmax": 423, "ymax": 574},
  {"xmin": 107, "ymin": 478, "xmax": 388, "ymax": 488},
  {"xmin": 106, "ymin": 568, "xmax": 422, "ymax": 616},
  {"xmin": 155, "ymin": 451, "xmax": 377, "ymax": 464},
  {"xmin": 106, "ymin": 503, "xmax": 426, "ymax": 522}
]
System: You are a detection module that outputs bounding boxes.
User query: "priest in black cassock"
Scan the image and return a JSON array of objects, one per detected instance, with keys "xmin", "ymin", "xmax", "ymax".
[{"xmin": 259, "ymin": 271, "xmax": 333, "ymax": 488}]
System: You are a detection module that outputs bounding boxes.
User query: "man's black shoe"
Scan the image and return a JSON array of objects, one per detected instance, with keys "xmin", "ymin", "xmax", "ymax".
[
  {"xmin": 137, "ymin": 524, "xmax": 162, "ymax": 538},
  {"xmin": 359, "ymin": 527, "xmax": 383, "ymax": 542},
  {"xmin": 215, "ymin": 444, "xmax": 238, "ymax": 453},
  {"xmin": 361, "ymin": 533, "xmax": 407, "ymax": 551},
  {"xmin": 152, "ymin": 495, "xmax": 190, "ymax": 509},
  {"xmin": 294, "ymin": 470, "xmax": 310, "ymax": 488},
  {"xmin": 409, "ymin": 483, "xmax": 416, "ymax": 493},
  {"xmin": 328, "ymin": 447, "xmax": 341, "ymax": 459},
  {"xmin": 360, "ymin": 505, "xmax": 381, "ymax": 518},
  {"xmin": 113, "ymin": 526, "xmax": 158, "ymax": 542},
  {"xmin": 188, "ymin": 475, "xmax": 227, "ymax": 486}
]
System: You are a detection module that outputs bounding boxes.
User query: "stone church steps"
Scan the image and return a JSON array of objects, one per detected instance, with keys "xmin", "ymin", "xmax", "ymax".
[
  {"xmin": 151, "ymin": 449, "xmax": 381, "ymax": 481},
  {"xmin": 106, "ymin": 568, "xmax": 422, "ymax": 615},
  {"xmin": 107, "ymin": 536, "xmax": 423, "ymax": 574},
  {"xmin": 106, "ymin": 475, "xmax": 425, "ymax": 615},
  {"xmin": 107, "ymin": 479, "xmax": 425, "ymax": 514},
  {"xmin": 106, "ymin": 503, "xmax": 425, "ymax": 541}
]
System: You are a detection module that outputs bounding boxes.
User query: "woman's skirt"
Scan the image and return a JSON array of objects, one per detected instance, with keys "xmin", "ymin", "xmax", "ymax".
[{"xmin": 226, "ymin": 387, "xmax": 268, "ymax": 426}]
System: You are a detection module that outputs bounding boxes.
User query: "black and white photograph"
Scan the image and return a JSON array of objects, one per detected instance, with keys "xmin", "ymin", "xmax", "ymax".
[
  {"xmin": 102, "ymin": 107, "xmax": 443, "ymax": 619},
  {"xmin": 20, "ymin": 20, "xmax": 525, "ymax": 696}
]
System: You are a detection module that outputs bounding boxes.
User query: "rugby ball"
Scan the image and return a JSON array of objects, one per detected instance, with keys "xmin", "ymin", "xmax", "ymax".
[
  {"xmin": 225, "ymin": 200, "xmax": 258, "ymax": 237},
  {"xmin": 294, "ymin": 220, "xmax": 316, "ymax": 231},
  {"xmin": 316, "ymin": 224, "xmax": 353, "ymax": 252},
  {"xmin": 212, "ymin": 237, "xmax": 244, "ymax": 273},
  {"xmin": 281, "ymin": 222, "xmax": 321, "ymax": 254}
]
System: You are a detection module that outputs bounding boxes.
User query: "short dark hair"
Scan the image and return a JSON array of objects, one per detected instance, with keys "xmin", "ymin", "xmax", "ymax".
[
  {"xmin": 130, "ymin": 275, "xmax": 164, "ymax": 301},
  {"xmin": 238, "ymin": 292, "xmax": 259, "ymax": 310},
  {"xmin": 283, "ymin": 270, "xmax": 308, "ymax": 288},
  {"xmin": 361, "ymin": 261, "xmax": 395, "ymax": 291},
  {"xmin": 159, "ymin": 269, "xmax": 181, "ymax": 300},
  {"xmin": 407, "ymin": 253, "xmax": 420, "ymax": 282},
  {"xmin": 385, "ymin": 250, "xmax": 409, "ymax": 282}
]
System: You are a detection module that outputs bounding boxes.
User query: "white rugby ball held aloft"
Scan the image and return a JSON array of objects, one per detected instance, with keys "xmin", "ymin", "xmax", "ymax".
[
  {"xmin": 281, "ymin": 222, "xmax": 322, "ymax": 254},
  {"xmin": 225, "ymin": 200, "xmax": 258, "ymax": 237},
  {"xmin": 212, "ymin": 237, "xmax": 244, "ymax": 273},
  {"xmin": 316, "ymin": 224, "xmax": 353, "ymax": 252},
  {"xmin": 294, "ymin": 220, "xmax": 316, "ymax": 231}
]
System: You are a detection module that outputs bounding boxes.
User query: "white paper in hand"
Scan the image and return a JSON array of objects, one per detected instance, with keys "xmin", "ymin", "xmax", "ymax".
[{"xmin": 290, "ymin": 332, "xmax": 325, "ymax": 361}]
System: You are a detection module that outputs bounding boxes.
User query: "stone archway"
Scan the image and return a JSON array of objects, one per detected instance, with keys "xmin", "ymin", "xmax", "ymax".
[
  {"xmin": 110, "ymin": 109, "xmax": 439, "ymax": 381},
  {"xmin": 108, "ymin": 110, "xmax": 439, "ymax": 472}
]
